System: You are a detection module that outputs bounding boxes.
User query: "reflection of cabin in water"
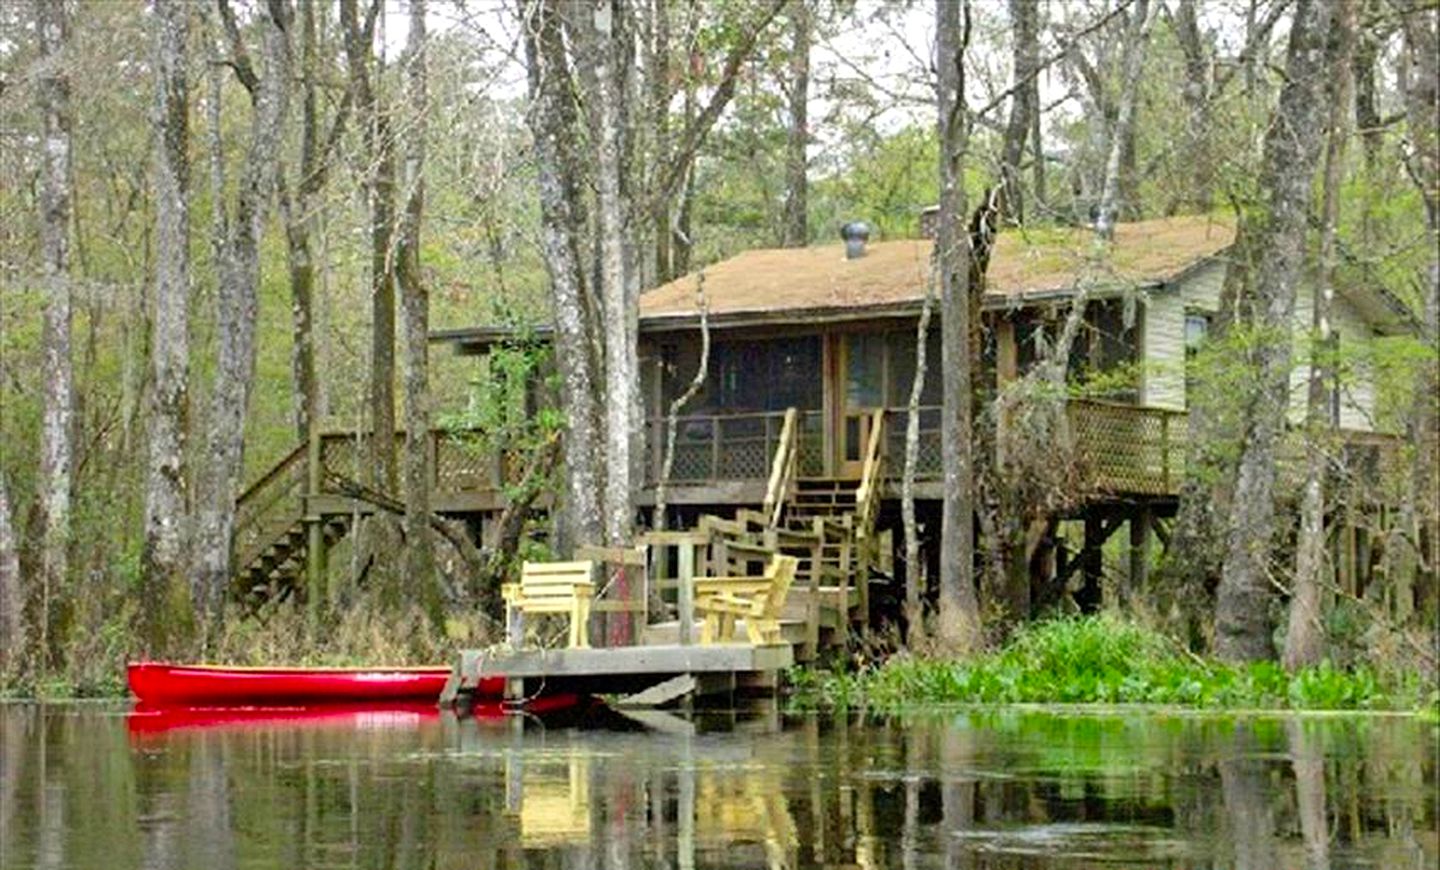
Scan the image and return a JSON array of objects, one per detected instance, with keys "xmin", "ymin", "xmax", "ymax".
[{"xmin": 236, "ymin": 214, "xmax": 1413, "ymax": 622}]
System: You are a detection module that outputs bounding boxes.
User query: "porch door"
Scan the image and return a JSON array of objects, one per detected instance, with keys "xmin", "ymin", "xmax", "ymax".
[{"xmin": 837, "ymin": 333, "xmax": 886, "ymax": 479}]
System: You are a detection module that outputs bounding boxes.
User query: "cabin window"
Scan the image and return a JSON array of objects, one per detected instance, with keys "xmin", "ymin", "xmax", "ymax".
[
  {"xmin": 1184, "ymin": 313, "xmax": 1210, "ymax": 355},
  {"xmin": 844, "ymin": 333, "xmax": 887, "ymax": 409},
  {"xmin": 887, "ymin": 328, "xmax": 943, "ymax": 407},
  {"xmin": 676, "ymin": 336, "xmax": 822, "ymax": 415}
]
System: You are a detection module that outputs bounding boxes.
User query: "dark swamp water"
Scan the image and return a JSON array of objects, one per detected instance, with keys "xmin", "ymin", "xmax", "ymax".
[{"xmin": 0, "ymin": 701, "xmax": 1435, "ymax": 869}]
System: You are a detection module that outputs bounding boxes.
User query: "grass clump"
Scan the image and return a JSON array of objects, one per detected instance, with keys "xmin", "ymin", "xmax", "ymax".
[{"xmin": 788, "ymin": 614, "xmax": 1436, "ymax": 714}]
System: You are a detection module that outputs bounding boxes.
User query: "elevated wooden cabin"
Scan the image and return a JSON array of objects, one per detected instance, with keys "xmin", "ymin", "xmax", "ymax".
[
  {"xmin": 235, "ymin": 215, "xmax": 1414, "ymax": 622},
  {"xmin": 437, "ymin": 215, "xmax": 1407, "ymax": 505}
]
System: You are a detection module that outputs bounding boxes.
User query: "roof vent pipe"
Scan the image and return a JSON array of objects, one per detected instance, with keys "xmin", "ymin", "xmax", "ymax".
[{"xmin": 840, "ymin": 221, "xmax": 871, "ymax": 259}]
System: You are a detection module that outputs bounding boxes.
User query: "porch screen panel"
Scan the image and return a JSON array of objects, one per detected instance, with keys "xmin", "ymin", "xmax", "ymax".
[
  {"xmin": 767, "ymin": 337, "xmax": 822, "ymax": 411},
  {"xmin": 691, "ymin": 336, "xmax": 822, "ymax": 414},
  {"xmin": 887, "ymin": 328, "xmax": 942, "ymax": 407},
  {"xmin": 845, "ymin": 333, "xmax": 886, "ymax": 408}
]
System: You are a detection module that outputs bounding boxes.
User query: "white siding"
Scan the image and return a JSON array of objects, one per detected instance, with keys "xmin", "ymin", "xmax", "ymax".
[
  {"xmin": 1138, "ymin": 258, "xmax": 1380, "ymax": 432},
  {"xmin": 1140, "ymin": 260, "xmax": 1225, "ymax": 411},
  {"xmin": 1292, "ymin": 289, "xmax": 1379, "ymax": 431}
]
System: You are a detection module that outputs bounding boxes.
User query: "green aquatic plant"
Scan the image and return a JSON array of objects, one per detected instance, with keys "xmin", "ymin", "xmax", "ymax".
[{"xmin": 788, "ymin": 615, "xmax": 1436, "ymax": 714}]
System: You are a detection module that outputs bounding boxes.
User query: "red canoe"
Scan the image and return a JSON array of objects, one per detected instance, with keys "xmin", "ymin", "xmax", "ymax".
[{"xmin": 127, "ymin": 661, "xmax": 505, "ymax": 705}]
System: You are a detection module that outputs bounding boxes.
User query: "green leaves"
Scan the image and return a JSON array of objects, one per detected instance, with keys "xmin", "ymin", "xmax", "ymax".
[{"xmin": 789, "ymin": 614, "xmax": 1435, "ymax": 714}]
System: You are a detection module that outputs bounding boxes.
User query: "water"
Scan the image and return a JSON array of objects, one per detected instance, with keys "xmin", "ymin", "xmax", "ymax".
[{"xmin": 1, "ymin": 701, "xmax": 1435, "ymax": 869}]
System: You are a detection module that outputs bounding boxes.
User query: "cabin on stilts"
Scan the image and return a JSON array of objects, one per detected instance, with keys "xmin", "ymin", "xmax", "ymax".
[{"xmin": 232, "ymin": 213, "xmax": 1426, "ymax": 689}]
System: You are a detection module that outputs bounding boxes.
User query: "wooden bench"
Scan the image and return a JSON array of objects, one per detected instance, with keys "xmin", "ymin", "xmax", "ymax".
[
  {"xmin": 503, "ymin": 561, "xmax": 596, "ymax": 649},
  {"xmin": 694, "ymin": 554, "xmax": 798, "ymax": 645}
]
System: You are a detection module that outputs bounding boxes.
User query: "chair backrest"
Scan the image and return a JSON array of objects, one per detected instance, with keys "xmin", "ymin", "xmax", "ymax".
[
  {"xmin": 762, "ymin": 555, "xmax": 799, "ymax": 615},
  {"xmin": 520, "ymin": 560, "xmax": 595, "ymax": 594}
]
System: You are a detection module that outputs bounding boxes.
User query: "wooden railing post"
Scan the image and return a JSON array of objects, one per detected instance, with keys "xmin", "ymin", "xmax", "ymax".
[
  {"xmin": 678, "ymin": 540, "xmax": 695, "ymax": 646},
  {"xmin": 710, "ymin": 417, "xmax": 721, "ymax": 481},
  {"xmin": 305, "ymin": 425, "xmax": 325, "ymax": 628},
  {"xmin": 1160, "ymin": 412, "xmax": 1171, "ymax": 493}
]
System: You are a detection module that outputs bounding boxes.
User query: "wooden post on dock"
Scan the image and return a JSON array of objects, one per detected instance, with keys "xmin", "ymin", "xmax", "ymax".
[
  {"xmin": 678, "ymin": 541, "xmax": 695, "ymax": 646},
  {"xmin": 305, "ymin": 426, "xmax": 326, "ymax": 628}
]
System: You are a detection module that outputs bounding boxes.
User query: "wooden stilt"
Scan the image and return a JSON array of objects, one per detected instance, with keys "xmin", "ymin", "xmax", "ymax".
[{"xmin": 1129, "ymin": 507, "xmax": 1152, "ymax": 604}]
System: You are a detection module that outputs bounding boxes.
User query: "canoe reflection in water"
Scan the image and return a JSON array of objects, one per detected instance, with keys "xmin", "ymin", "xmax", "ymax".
[{"xmin": 2, "ymin": 703, "xmax": 1433, "ymax": 870}]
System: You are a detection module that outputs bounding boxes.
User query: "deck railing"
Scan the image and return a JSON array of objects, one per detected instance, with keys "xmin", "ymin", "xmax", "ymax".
[
  {"xmin": 644, "ymin": 402, "xmax": 1195, "ymax": 497},
  {"xmin": 234, "ymin": 428, "xmax": 495, "ymax": 570},
  {"xmin": 644, "ymin": 410, "xmax": 826, "ymax": 484}
]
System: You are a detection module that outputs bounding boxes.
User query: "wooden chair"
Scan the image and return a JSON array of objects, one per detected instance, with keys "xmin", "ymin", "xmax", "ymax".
[
  {"xmin": 503, "ymin": 561, "xmax": 595, "ymax": 649},
  {"xmin": 694, "ymin": 555, "xmax": 798, "ymax": 645}
]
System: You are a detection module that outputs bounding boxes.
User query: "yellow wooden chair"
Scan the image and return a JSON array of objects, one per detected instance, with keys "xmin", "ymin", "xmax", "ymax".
[
  {"xmin": 502, "ymin": 560, "xmax": 595, "ymax": 648},
  {"xmin": 694, "ymin": 555, "xmax": 798, "ymax": 645}
]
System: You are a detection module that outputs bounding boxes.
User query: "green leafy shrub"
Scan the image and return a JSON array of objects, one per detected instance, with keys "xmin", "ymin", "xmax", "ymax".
[{"xmin": 788, "ymin": 615, "xmax": 1435, "ymax": 714}]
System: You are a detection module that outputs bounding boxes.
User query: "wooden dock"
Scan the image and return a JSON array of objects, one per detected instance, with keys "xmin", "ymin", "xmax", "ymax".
[{"xmin": 442, "ymin": 643, "xmax": 794, "ymax": 708}]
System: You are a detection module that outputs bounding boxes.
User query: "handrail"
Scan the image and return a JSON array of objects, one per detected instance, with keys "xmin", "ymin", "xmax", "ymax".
[
  {"xmin": 855, "ymin": 408, "xmax": 885, "ymax": 537},
  {"xmin": 762, "ymin": 408, "xmax": 799, "ymax": 528}
]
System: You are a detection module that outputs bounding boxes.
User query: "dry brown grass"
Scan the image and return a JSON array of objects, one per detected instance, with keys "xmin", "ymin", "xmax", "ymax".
[{"xmin": 641, "ymin": 214, "xmax": 1236, "ymax": 319}]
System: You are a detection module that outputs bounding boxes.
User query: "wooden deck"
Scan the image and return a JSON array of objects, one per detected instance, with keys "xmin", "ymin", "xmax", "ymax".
[
  {"xmin": 232, "ymin": 401, "xmax": 1407, "ymax": 605},
  {"xmin": 443, "ymin": 643, "xmax": 794, "ymax": 706}
]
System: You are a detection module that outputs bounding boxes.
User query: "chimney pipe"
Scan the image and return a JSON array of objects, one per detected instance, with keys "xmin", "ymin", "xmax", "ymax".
[{"xmin": 840, "ymin": 221, "xmax": 871, "ymax": 259}]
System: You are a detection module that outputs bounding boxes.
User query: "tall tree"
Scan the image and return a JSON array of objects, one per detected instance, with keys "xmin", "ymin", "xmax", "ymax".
[
  {"xmin": 193, "ymin": 0, "xmax": 290, "ymax": 633},
  {"xmin": 1399, "ymin": 0, "xmax": 1438, "ymax": 615},
  {"xmin": 397, "ymin": 0, "xmax": 436, "ymax": 615},
  {"xmin": 1285, "ymin": 0, "xmax": 1355, "ymax": 671},
  {"xmin": 648, "ymin": 0, "xmax": 673, "ymax": 280},
  {"xmin": 523, "ymin": 0, "xmax": 605, "ymax": 550},
  {"xmin": 780, "ymin": 0, "xmax": 809, "ymax": 247},
  {"xmin": 580, "ymin": 0, "xmax": 641, "ymax": 552},
  {"xmin": 0, "ymin": 474, "xmax": 20, "ymax": 670},
  {"xmin": 998, "ymin": 0, "xmax": 1038, "ymax": 225},
  {"xmin": 140, "ymin": 0, "xmax": 191, "ymax": 654},
  {"xmin": 340, "ymin": 0, "xmax": 398, "ymax": 496},
  {"xmin": 1169, "ymin": 0, "xmax": 1214, "ymax": 212},
  {"xmin": 1092, "ymin": 0, "xmax": 1151, "ymax": 241},
  {"xmin": 1215, "ymin": 0, "xmax": 1335, "ymax": 662},
  {"xmin": 35, "ymin": 0, "xmax": 74, "ymax": 665},
  {"xmin": 935, "ymin": 0, "xmax": 981, "ymax": 651},
  {"xmin": 279, "ymin": 0, "xmax": 349, "ymax": 446}
]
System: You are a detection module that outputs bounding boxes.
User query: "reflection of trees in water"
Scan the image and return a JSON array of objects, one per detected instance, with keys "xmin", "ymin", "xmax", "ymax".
[
  {"xmin": 1219, "ymin": 723, "xmax": 1278, "ymax": 870},
  {"xmin": 1288, "ymin": 719, "xmax": 1330, "ymax": 870},
  {"xmin": 3, "ymin": 705, "xmax": 1438, "ymax": 869}
]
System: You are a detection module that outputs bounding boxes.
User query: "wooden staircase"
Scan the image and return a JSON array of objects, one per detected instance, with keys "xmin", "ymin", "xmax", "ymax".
[
  {"xmin": 678, "ymin": 407, "xmax": 892, "ymax": 654},
  {"xmin": 235, "ymin": 514, "xmax": 351, "ymax": 604}
]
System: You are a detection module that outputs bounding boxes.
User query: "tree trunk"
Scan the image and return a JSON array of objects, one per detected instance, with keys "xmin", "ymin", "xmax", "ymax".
[
  {"xmin": 341, "ymin": 0, "xmax": 398, "ymax": 496},
  {"xmin": 398, "ymin": 0, "xmax": 437, "ymax": 620},
  {"xmin": 649, "ymin": 0, "xmax": 672, "ymax": 281},
  {"xmin": 935, "ymin": 0, "xmax": 981, "ymax": 652},
  {"xmin": 193, "ymin": 3, "xmax": 290, "ymax": 634},
  {"xmin": 281, "ymin": 0, "xmax": 347, "ymax": 447},
  {"xmin": 141, "ymin": 0, "xmax": 191, "ymax": 655},
  {"xmin": 36, "ymin": 0, "xmax": 73, "ymax": 667},
  {"xmin": 998, "ymin": 0, "xmax": 1037, "ymax": 225},
  {"xmin": 1171, "ymin": 0, "xmax": 1214, "ymax": 212},
  {"xmin": 1163, "ymin": 219, "xmax": 1256, "ymax": 646},
  {"xmin": 1287, "ymin": 720, "xmax": 1330, "ymax": 870},
  {"xmin": 524, "ymin": 0, "xmax": 605, "ymax": 551},
  {"xmin": 1399, "ymin": 2, "xmax": 1439, "ymax": 621},
  {"xmin": 1286, "ymin": 0, "xmax": 1354, "ymax": 672},
  {"xmin": 902, "ymin": 263, "xmax": 937, "ymax": 637},
  {"xmin": 590, "ymin": 0, "xmax": 640, "ymax": 550},
  {"xmin": 1351, "ymin": 17, "xmax": 1382, "ymax": 173},
  {"xmin": 781, "ymin": 0, "xmax": 809, "ymax": 247},
  {"xmin": 655, "ymin": 277, "xmax": 709, "ymax": 532},
  {"xmin": 0, "ymin": 475, "xmax": 20, "ymax": 670},
  {"xmin": 1216, "ymin": 0, "xmax": 1334, "ymax": 663},
  {"xmin": 1092, "ymin": 0, "xmax": 1152, "ymax": 242}
]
